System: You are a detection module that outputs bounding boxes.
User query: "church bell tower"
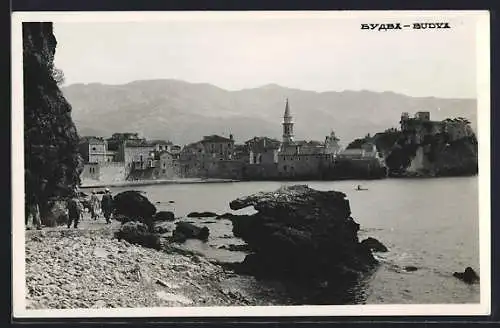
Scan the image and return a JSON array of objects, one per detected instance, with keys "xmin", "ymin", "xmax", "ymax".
[{"xmin": 282, "ymin": 98, "xmax": 294, "ymax": 144}]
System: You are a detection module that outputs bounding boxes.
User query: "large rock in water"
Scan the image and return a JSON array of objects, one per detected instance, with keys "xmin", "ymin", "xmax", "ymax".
[
  {"xmin": 228, "ymin": 185, "xmax": 379, "ymax": 285},
  {"xmin": 113, "ymin": 191, "xmax": 157, "ymax": 221}
]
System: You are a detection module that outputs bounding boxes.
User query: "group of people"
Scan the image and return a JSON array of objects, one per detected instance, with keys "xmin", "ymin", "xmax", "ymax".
[{"xmin": 66, "ymin": 188, "xmax": 114, "ymax": 229}]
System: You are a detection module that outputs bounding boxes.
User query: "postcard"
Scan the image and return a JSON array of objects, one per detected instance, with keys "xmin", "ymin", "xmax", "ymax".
[{"xmin": 12, "ymin": 10, "xmax": 490, "ymax": 318}]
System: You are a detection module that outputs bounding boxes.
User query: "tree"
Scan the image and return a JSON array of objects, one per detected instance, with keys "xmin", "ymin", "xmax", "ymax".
[{"xmin": 51, "ymin": 67, "xmax": 65, "ymax": 86}]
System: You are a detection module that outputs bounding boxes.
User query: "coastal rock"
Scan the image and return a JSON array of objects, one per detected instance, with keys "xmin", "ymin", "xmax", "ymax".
[
  {"xmin": 113, "ymin": 191, "xmax": 157, "ymax": 221},
  {"xmin": 218, "ymin": 244, "xmax": 252, "ymax": 252},
  {"xmin": 154, "ymin": 221, "xmax": 175, "ymax": 234},
  {"xmin": 187, "ymin": 211, "xmax": 219, "ymax": 218},
  {"xmin": 228, "ymin": 185, "xmax": 378, "ymax": 285},
  {"xmin": 154, "ymin": 211, "xmax": 175, "ymax": 222},
  {"xmin": 453, "ymin": 267, "xmax": 479, "ymax": 284},
  {"xmin": 114, "ymin": 222, "xmax": 162, "ymax": 250},
  {"xmin": 172, "ymin": 222, "xmax": 210, "ymax": 243},
  {"xmin": 216, "ymin": 213, "xmax": 234, "ymax": 220},
  {"xmin": 404, "ymin": 266, "xmax": 418, "ymax": 272},
  {"xmin": 360, "ymin": 237, "xmax": 388, "ymax": 252}
]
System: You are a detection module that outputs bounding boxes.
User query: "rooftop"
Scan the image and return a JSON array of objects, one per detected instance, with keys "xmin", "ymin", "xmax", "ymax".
[
  {"xmin": 80, "ymin": 136, "xmax": 105, "ymax": 143},
  {"xmin": 202, "ymin": 135, "xmax": 233, "ymax": 143}
]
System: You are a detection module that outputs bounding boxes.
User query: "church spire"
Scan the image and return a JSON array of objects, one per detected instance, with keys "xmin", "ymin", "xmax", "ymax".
[
  {"xmin": 284, "ymin": 98, "xmax": 291, "ymax": 119},
  {"xmin": 282, "ymin": 98, "xmax": 294, "ymax": 143}
]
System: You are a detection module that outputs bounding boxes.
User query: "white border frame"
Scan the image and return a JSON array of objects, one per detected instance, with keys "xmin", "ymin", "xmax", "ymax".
[{"xmin": 11, "ymin": 10, "xmax": 491, "ymax": 318}]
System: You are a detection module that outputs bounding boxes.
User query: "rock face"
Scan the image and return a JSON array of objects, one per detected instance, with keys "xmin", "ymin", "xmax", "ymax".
[
  {"xmin": 23, "ymin": 22, "xmax": 83, "ymax": 224},
  {"xmin": 113, "ymin": 191, "xmax": 157, "ymax": 221},
  {"xmin": 228, "ymin": 185, "xmax": 379, "ymax": 285}
]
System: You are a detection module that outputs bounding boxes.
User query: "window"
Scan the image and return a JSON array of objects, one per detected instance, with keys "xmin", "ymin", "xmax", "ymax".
[
  {"xmin": 162, "ymin": 169, "xmax": 166, "ymax": 174},
  {"xmin": 92, "ymin": 147, "xmax": 96, "ymax": 151}
]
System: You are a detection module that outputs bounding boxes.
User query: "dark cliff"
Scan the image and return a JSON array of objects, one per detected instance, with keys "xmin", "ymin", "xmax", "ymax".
[{"xmin": 23, "ymin": 23, "xmax": 83, "ymax": 221}]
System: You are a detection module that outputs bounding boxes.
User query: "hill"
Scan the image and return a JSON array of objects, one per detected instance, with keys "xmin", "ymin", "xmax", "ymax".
[{"xmin": 62, "ymin": 79, "xmax": 477, "ymax": 146}]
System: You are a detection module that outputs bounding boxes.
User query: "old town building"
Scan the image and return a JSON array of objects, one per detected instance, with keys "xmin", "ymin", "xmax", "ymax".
[{"xmin": 276, "ymin": 99, "xmax": 336, "ymax": 178}]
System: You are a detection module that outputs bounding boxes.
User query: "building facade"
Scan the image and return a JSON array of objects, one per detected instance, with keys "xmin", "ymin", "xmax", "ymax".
[
  {"xmin": 276, "ymin": 99, "xmax": 336, "ymax": 178},
  {"xmin": 200, "ymin": 134, "xmax": 235, "ymax": 160},
  {"xmin": 79, "ymin": 137, "xmax": 113, "ymax": 163}
]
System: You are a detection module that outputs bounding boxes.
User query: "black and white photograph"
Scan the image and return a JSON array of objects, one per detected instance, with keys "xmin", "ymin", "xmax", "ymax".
[{"xmin": 12, "ymin": 11, "xmax": 490, "ymax": 318}]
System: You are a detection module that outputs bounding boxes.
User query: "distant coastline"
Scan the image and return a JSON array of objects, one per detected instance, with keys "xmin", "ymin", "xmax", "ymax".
[
  {"xmin": 79, "ymin": 178, "xmax": 239, "ymax": 189},
  {"xmin": 80, "ymin": 173, "xmax": 478, "ymax": 189}
]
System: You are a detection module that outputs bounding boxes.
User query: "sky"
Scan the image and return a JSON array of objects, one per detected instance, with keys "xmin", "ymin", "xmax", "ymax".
[{"xmin": 51, "ymin": 11, "xmax": 482, "ymax": 98}]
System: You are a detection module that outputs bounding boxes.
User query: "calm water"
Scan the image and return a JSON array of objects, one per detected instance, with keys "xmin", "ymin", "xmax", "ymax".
[{"xmin": 112, "ymin": 177, "xmax": 480, "ymax": 304}]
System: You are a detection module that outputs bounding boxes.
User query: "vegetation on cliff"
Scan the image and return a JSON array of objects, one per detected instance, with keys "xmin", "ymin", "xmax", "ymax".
[{"xmin": 23, "ymin": 23, "xmax": 82, "ymax": 223}]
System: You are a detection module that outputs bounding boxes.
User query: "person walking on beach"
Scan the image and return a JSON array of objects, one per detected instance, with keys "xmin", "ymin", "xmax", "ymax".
[
  {"xmin": 25, "ymin": 193, "xmax": 42, "ymax": 230},
  {"xmin": 89, "ymin": 190, "xmax": 100, "ymax": 220},
  {"xmin": 67, "ymin": 194, "xmax": 83, "ymax": 229},
  {"xmin": 101, "ymin": 188, "xmax": 114, "ymax": 224}
]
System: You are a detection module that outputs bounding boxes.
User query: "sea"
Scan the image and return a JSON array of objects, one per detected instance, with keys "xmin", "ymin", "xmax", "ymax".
[{"xmin": 111, "ymin": 176, "xmax": 481, "ymax": 305}]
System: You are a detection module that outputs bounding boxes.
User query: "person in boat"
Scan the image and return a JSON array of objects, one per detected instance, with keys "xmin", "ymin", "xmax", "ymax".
[{"xmin": 356, "ymin": 185, "xmax": 367, "ymax": 191}]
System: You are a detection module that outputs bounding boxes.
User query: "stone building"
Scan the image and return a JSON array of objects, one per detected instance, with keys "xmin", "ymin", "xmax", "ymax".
[
  {"xmin": 200, "ymin": 134, "xmax": 235, "ymax": 160},
  {"xmin": 79, "ymin": 136, "xmax": 114, "ymax": 163},
  {"xmin": 324, "ymin": 131, "xmax": 341, "ymax": 155},
  {"xmin": 179, "ymin": 134, "xmax": 237, "ymax": 178},
  {"xmin": 179, "ymin": 141, "xmax": 205, "ymax": 177},
  {"xmin": 276, "ymin": 99, "xmax": 336, "ymax": 178},
  {"xmin": 400, "ymin": 111, "xmax": 474, "ymax": 144},
  {"xmin": 243, "ymin": 137, "xmax": 281, "ymax": 179},
  {"xmin": 122, "ymin": 140, "xmax": 156, "ymax": 170},
  {"xmin": 80, "ymin": 162, "xmax": 100, "ymax": 181},
  {"xmin": 106, "ymin": 132, "xmax": 143, "ymax": 162},
  {"xmin": 152, "ymin": 150, "xmax": 180, "ymax": 179},
  {"xmin": 246, "ymin": 137, "xmax": 281, "ymax": 165}
]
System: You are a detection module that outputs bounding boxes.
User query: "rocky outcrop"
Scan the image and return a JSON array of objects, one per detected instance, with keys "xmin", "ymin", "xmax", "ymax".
[
  {"xmin": 23, "ymin": 22, "xmax": 83, "ymax": 224},
  {"xmin": 453, "ymin": 267, "xmax": 480, "ymax": 284},
  {"xmin": 187, "ymin": 211, "xmax": 218, "ymax": 218},
  {"xmin": 154, "ymin": 211, "xmax": 175, "ymax": 222},
  {"xmin": 378, "ymin": 121, "xmax": 478, "ymax": 177},
  {"xmin": 172, "ymin": 222, "xmax": 210, "ymax": 243},
  {"xmin": 114, "ymin": 222, "xmax": 162, "ymax": 250},
  {"xmin": 360, "ymin": 237, "xmax": 388, "ymax": 252},
  {"xmin": 227, "ymin": 185, "xmax": 379, "ymax": 287},
  {"xmin": 113, "ymin": 191, "xmax": 157, "ymax": 221}
]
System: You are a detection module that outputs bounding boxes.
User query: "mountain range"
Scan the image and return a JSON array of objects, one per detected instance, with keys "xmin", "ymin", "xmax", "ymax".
[{"xmin": 62, "ymin": 79, "xmax": 477, "ymax": 147}]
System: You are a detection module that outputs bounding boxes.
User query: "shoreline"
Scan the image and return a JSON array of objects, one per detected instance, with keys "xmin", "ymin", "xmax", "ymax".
[
  {"xmin": 80, "ymin": 178, "xmax": 239, "ymax": 189},
  {"xmin": 81, "ymin": 174, "xmax": 477, "ymax": 189},
  {"xmin": 25, "ymin": 221, "xmax": 290, "ymax": 309}
]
